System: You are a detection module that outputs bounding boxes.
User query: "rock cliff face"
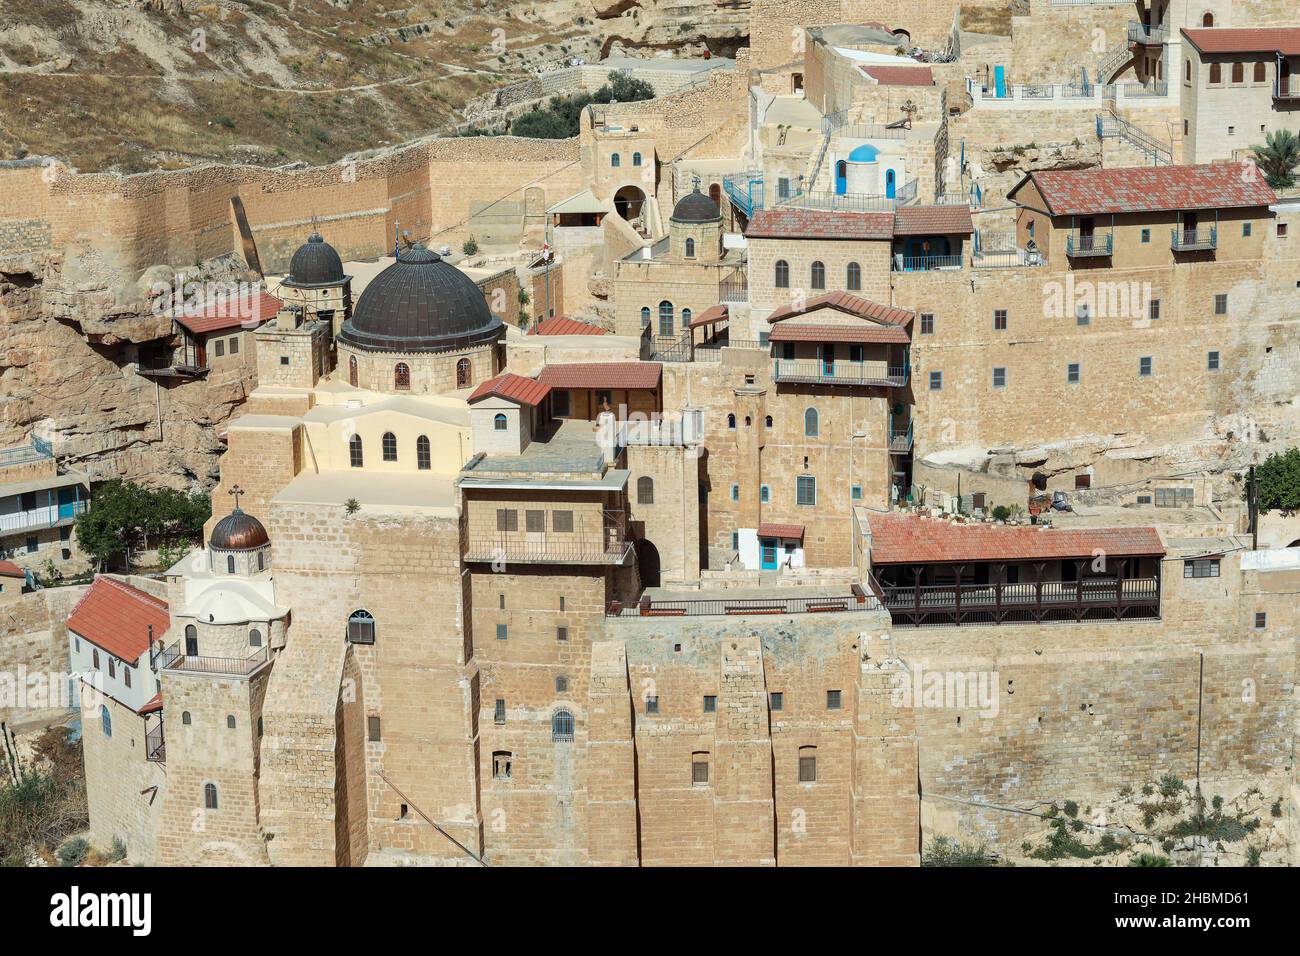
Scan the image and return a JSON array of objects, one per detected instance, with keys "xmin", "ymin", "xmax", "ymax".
[{"xmin": 0, "ymin": 250, "xmax": 253, "ymax": 490}]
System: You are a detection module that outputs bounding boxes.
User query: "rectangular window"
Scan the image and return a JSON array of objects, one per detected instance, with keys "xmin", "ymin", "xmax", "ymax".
[
  {"xmin": 731, "ymin": 532, "xmax": 739, "ymax": 550},
  {"xmin": 692, "ymin": 757, "xmax": 710, "ymax": 785},
  {"xmin": 1183, "ymin": 558, "xmax": 1220, "ymax": 578},
  {"xmin": 1207, "ymin": 351, "xmax": 1220, "ymax": 371},
  {"xmin": 367, "ymin": 716, "xmax": 381, "ymax": 741},
  {"xmin": 730, "ymin": 484, "xmax": 739, "ymax": 502},
  {"xmin": 552, "ymin": 510, "xmax": 573, "ymax": 533},
  {"xmin": 496, "ymin": 623, "xmax": 508, "ymax": 641},
  {"xmin": 279, "ymin": 356, "xmax": 289, "ymax": 365},
  {"xmin": 496, "ymin": 509, "xmax": 518, "ymax": 532},
  {"xmin": 920, "ymin": 313, "xmax": 934, "ymax": 335},
  {"xmin": 1148, "ymin": 298, "xmax": 1160, "ymax": 321},
  {"xmin": 493, "ymin": 751, "xmax": 512, "ymax": 779},
  {"xmin": 1076, "ymin": 306, "xmax": 1090, "ymax": 326},
  {"xmin": 499, "ymin": 593, "xmax": 506, "ymax": 609},
  {"xmin": 760, "ymin": 484, "xmax": 770, "ymax": 504},
  {"xmin": 1139, "ymin": 356, "xmax": 1153, "ymax": 377},
  {"xmin": 796, "ymin": 475, "xmax": 816, "ymax": 506},
  {"xmin": 1067, "ymin": 362, "xmax": 1080, "ymax": 384},
  {"xmin": 1075, "ymin": 474, "xmax": 1091, "ymax": 489},
  {"xmin": 645, "ymin": 696, "xmax": 659, "ymax": 715},
  {"xmin": 769, "ymin": 692, "xmax": 784, "ymax": 711},
  {"xmin": 1255, "ymin": 611, "xmax": 1267, "ymax": 629},
  {"xmin": 851, "ymin": 485, "xmax": 863, "ymax": 500},
  {"xmin": 992, "ymin": 367, "xmax": 1006, "ymax": 388},
  {"xmin": 703, "ymin": 695, "xmax": 717, "ymax": 713},
  {"xmin": 108, "ymin": 659, "xmax": 115, "ymax": 679},
  {"xmin": 1243, "ymin": 222, "xmax": 1252, "ymax": 238},
  {"xmin": 1155, "ymin": 487, "xmax": 1195, "ymax": 508},
  {"xmin": 229, "ymin": 337, "xmax": 240, "ymax": 354},
  {"xmin": 1137, "ymin": 494, "xmax": 1153, "ymax": 505},
  {"xmin": 1214, "ymin": 293, "xmax": 1228, "ymax": 315},
  {"xmin": 525, "ymin": 510, "xmax": 545, "ymax": 533},
  {"xmin": 1279, "ymin": 223, "xmax": 1289, "ymax": 238},
  {"xmin": 214, "ymin": 340, "xmax": 225, "ymax": 357},
  {"xmin": 826, "ymin": 690, "xmax": 842, "ymax": 710},
  {"xmin": 1140, "ymin": 228, "xmax": 1151, "ymax": 243},
  {"xmin": 494, "ymin": 699, "xmax": 506, "ymax": 724},
  {"xmin": 782, "ymin": 342, "xmax": 795, "ymax": 360},
  {"xmin": 556, "ymin": 625, "xmax": 568, "ymax": 643},
  {"xmin": 25, "ymin": 537, "xmax": 37, "ymax": 554},
  {"xmin": 929, "ymin": 370, "xmax": 942, "ymax": 391},
  {"xmin": 993, "ymin": 309, "xmax": 1007, "ymax": 330},
  {"xmin": 799, "ymin": 754, "xmax": 817, "ymax": 783}
]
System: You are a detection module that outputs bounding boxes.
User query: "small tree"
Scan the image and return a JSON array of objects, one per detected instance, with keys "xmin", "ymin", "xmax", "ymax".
[
  {"xmin": 461, "ymin": 235, "xmax": 479, "ymax": 257},
  {"xmin": 1250, "ymin": 129, "xmax": 1300, "ymax": 189},
  {"xmin": 1254, "ymin": 447, "xmax": 1300, "ymax": 513},
  {"xmin": 73, "ymin": 479, "xmax": 210, "ymax": 571}
]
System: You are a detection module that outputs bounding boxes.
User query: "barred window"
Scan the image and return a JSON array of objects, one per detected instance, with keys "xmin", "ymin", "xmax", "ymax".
[
  {"xmin": 382, "ymin": 431, "xmax": 397, "ymax": 462},
  {"xmin": 796, "ymin": 475, "xmax": 816, "ymax": 507},
  {"xmin": 204, "ymin": 783, "xmax": 219, "ymax": 809},
  {"xmin": 826, "ymin": 690, "xmax": 842, "ymax": 710},
  {"xmin": 526, "ymin": 510, "xmax": 546, "ymax": 533},
  {"xmin": 552, "ymin": 710, "xmax": 574, "ymax": 742},
  {"xmin": 497, "ymin": 509, "xmax": 518, "ymax": 532},
  {"xmin": 637, "ymin": 476, "xmax": 655, "ymax": 504},
  {"xmin": 798, "ymin": 746, "xmax": 816, "ymax": 783},
  {"xmin": 692, "ymin": 753, "xmax": 710, "ymax": 785},
  {"xmin": 1155, "ymin": 487, "xmax": 1194, "ymax": 508},
  {"xmin": 1183, "ymin": 558, "xmax": 1220, "ymax": 578},
  {"xmin": 416, "ymin": 435, "xmax": 431, "ymax": 470},
  {"xmin": 646, "ymin": 696, "xmax": 660, "ymax": 714},
  {"xmin": 552, "ymin": 510, "xmax": 573, "ymax": 533},
  {"xmin": 349, "ymin": 434, "xmax": 363, "ymax": 468},
  {"xmin": 347, "ymin": 609, "xmax": 375, "ymax": 644},
  {"xmin": 769, "ymin": 692, "xmax": 783, "ymax": 711},
  {"xmin": 394, "ymin": 362, "xmax": 410, "ymax": 390},
  {"xmin": 492, "ymin": 751, "xmax": 512, "ymax": 779},
  {"xmin": 368, "ymin": 716, "xmax": 381, "ymax": 741},
  {"xmin": 494, "ymin": 699, "xmax": 506, "ymax": 724},
  {"xmin": 703, "ymin": 695, "xmax": 717, "ymax": 713}
]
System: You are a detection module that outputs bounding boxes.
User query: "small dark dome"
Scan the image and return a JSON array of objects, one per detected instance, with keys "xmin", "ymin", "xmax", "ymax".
[
  {"xmin": 210, "ymin": 508, "xmax": 270, "ymax": 551},
  {"xmin": 338, "ymin": 244, "xmax": 504, "ymax": 353},
  {"xmin": 671, "ymin": 187, "xmax": 721, "ymax": 224},
  {"xmin": 283, "ymin": 233, "xmax": 345, "ymax": 288}
]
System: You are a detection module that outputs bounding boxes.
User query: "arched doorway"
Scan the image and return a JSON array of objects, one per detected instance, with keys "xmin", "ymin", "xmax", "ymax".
[
  {"xmin": 835, "ymin": 160, "xmax": 847, "ymax": 195},
  {"xmin": 1202, "ymin": 12, "xmax": 1214, "ymax": 26},
  {"xmin": 635, "ymin": 539, "xmax": 662, "ymax": 588},
  {"xmin": 613, "ymin": 185, "xmax": 646, "ymax": 222},
  {"xmin": 885, "ymin": 168, "xmax": 896, "ymax": 199},
  {"xmin": 709, "ymin": 182, "xmax": 722, "ymax": 208}
]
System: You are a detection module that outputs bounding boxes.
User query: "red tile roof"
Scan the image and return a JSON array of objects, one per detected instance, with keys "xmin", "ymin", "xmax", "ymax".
[
  {"xmin": 766, "ymin": 290, "xmax": 913, "ymax": 327},
  {"xmin": 758, "ymin": 523, "xmax": 804, "ymax": 540},
  {"xmin": 537, "ymin": 362, "xmax": 662, "ymax": 390},
  {"xmin": 690, "ymin": 305, "xmax": 729, "ymax": 328},
  {"xmin": 67, "ymin": 576, "xmax": 169, "ymax": 664},
  {"xmin": 865, "ymin": 513, "xmax": 1165, "ymax": 565},
  {"xmin": 0, "ymin": 560, "xmax": 25, "ymax": 579},
  {"xmin": 1182, "ymin": 27, "xmax": 1300, "ymax": 56},
  {"xmin": 746, "ymin": 209, "xmax": 894, "ymax": 240},
  {"xmin": 768, "ymin": 322, "xmax": 910, "ymax": 344},
  {"xmin": 175, "ymin": 290, "xmax": 282, "ymax": 336},
  {"xmin": 894, "ymin": 204, "xmax": 974, "ymax": 235},
  {"xmin": 1012, "ymin": 164, "xmax": 1276, "ymax": 217},
  {"xmin": 529, "ymin": 316, "xmax": 607, "ymax": 336},
  {"xmin": 467, "ymin": 372, "xmax": 552, "ymax": 406},
  {"xmin": 138, "ymin": 692, "xmax": 163, "ymax": 715},
  {"xmin": 861, "ymin": 65, "xmax": 934, "ymax": 86}
]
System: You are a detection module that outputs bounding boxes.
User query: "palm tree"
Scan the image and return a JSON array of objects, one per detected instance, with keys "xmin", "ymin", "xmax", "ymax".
[{"xmin": 1251, "ymin": 129, "xmax": 1300, "ymax": 189}]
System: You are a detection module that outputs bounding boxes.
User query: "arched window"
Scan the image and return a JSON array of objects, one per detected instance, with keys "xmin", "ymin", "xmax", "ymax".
[
  {"xmin": 493, "ymin": 413, "xmax": 509, "ymax": 432},
  {"xmin": 348, "ymin": 355, "xmax": 358, "ymax": 387},
  {"xmin": 394, "ymin": 362, "xmax": 410, "ymax": 391},
  {"xmin": 637, "ymin": 476, "xmax": 655, "ymax": 504},
  {"xmin": 382, "ymin": 431, "xmax": 397, "ymax": 462},
  {"xmin": 182, "ymin": 711, "xmax": 192, "ymax": 725},
  {"xmin": 100, "ymin": 705, "xmax": 112, "ymax": 737},
  {"xmin": 226, "ymin": 554, "xmax": 236, "ymax": 574},
  {"xmin": 685, "ymin": 237, "xmax": 696, "ymax": 258},
  {"xmin": 416, "ymin": 435, "xmax": 431, "ymax": 470},
  {"xmin": 810, "ymin": 261, "xmax": 825, "ymax": 290},
  {"xmin": 204, "ymin": 783, "xmax": 219, "ymax": 809},
  {"xmin": 249, "ymin": 628, "xmax": 262, "ymax": 647},
  {"xmin": 640, "ymin": 306, "xmax": 651, "ymax": 328},
  {"xmin": 1209, "ymin": 62, "xmax": 1222, "ymax": 84},
  {"xmin": 349, "ymin": 434, "xmax": 363, "ymax": 468},
  {"xmin": 456, "ymin": 358, "xmax": 472, "ymax": 389},
  {"xmin": 1232, "ymin": 62, "xmax": 1244, "ymax": 83},
  {"xmin": 347, "ymin": 609, "xmax": 375, "ymax": 645},
  {"xmin": 1254, "ymin": 61, "xmax": 1266, "ymax": 83},
  {"xmin": 1202, "ymin": 12, "xmax": 1214, "ymax": 27},
  {"xmin": 632, "ymin": 152, "xmax": 642, "ymax": 167},
  {"xmin": 1185, "ymin": 58, "xmax": 1192, "ymax": 82},
  {"xmin": 658, "ymin": 300, "xmax": 674, "ymax": 337},
  {"xmin": 765, "ymin": 415, "xmax": 773, "ymax": 428},
  {"xmin": 727, "ymin": 413, "xmax": 736, "ymax": 430},
  {"xmin": 226, "ymin": 715, "xmax": 236, "ymax": 729},
  {"xmin": 552, "ymin": 710, "xmax": 575, "ymax": 742},
  {"xmin": 846, "ymin": 261, "xmax": 861, "ymax": 291},
  {"xmin": 744, "ymin": 416, "xmax": 752, "ymax": 427},
  {"xmin": 257, "ymin": 551, "xmax": 265, "ymax": 572},
  {"xmin": 611, "ymin": 153, "xmax": 621, "ymax": 167},
  {"xmin": 184, "ymin": 624, "xmax": 198, "ymax": 656},
  {"xmin": 681, "ymin": 308, "xmax": 692, "ymax": 327},
  {"xmin": 804, "ymin": 407, "xmax": 819, "ymax": 437},
  {"xmin": 774, "ymin": 259, "xmax": 790, "ymax": 288}
]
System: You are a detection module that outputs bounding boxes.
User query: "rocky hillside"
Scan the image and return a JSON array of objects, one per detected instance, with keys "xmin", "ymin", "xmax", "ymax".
[{"xmin": 0, "ymin": 0, "xmax": 748, "ymax": 173}]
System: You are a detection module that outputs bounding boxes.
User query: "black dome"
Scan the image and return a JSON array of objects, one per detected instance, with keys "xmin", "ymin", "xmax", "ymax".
[
  {"xmin": 283, "ymin": 233, "xmax": 345, "ymax": 288},
  {"xmin": 337, "ymin": 245, "xmax": 504, "ymax": 353},
  {"xmin": 671, "ymin": 187, "xmax": 721, "ymax": 223},
  {"xmin": 210, "ymin": 508, "xmax": 269, "ymax": 551}
]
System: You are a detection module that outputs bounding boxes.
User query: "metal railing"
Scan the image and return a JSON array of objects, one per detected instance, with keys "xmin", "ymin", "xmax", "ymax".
[
  {"xmin": 970, "ymin": 247, "xmax": 1046, "ymax": 269},
  {"xmin": 718, "ymin": 268, "xmax": 748, "ymax": 303},
  {"xmin": 722, "ymin": 170, "xmax": 764, "ymax": 216},
  {"xmin": 892, "ymin": 254, "xmax": 963, "ymax": 272},
  {"xmin": 1065, "ymin": 232, "xmax": 1113, "ymax": 256},
  {"xmin": 0, "ymin": 500, "xmax": 86, "ymax": 535},
  {"xmin": 158, "ymin": 641, "xmax": 271, "ymax": 677},
  {"xmin": 608, "ymin": 586, "xmax": 878, "ymax": 617},
  {"xmin": 1171, "ymin": 227, "xmax": 1217, "ymax": 251},
  {"xmin": 465, "ymin": 535, "xmax": 632, "ymax": 565},
  {"xmin": 778, "ymin": 189, "xmax": 905, "ymax": 213},
  {"xmin": 1276, "ymin": 79, "xmax": 1299, "ymax": 100},
  {"xmin": 1096, "ymin": 109, "xmax": 1171, "ymax": 165},
  {"xmin": 0, "ymin": 436, "xmax": 52, "ymax": 468},
  {"xmin": 890, "ymin": 422, "xmax": 913, "ymax": 453},
  {"xmin": 1127, "ymin": 20, "xmax": 1169, "ymax": 45},
  {"xmin": 145, "ymin": 724, "xmax": 165, "ymax": 763},
  {"xmin": 773, "ymin": 359, "xmax": 907, "ymax": 387}
]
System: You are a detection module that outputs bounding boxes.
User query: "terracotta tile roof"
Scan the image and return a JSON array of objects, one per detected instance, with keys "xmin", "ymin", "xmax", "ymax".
[
  {"xmin": 893, "ymin": 204, "xmax": 974, "ymax": 235},
  {"xmin": 768, "ymin": 322, "xmax": 910, "ymax": 344},
  {"xmin": 1182, "ymin": 27, "xmax": 1300, "ymax": 56},
  {"xmin": 138, "ymin": 692, "xmax": 164, "ymax": 715},
  {"xmin": 766, "ymin": 291, "xmax": 913, "ymax": 327},
  {"xmin": 467, "ymin": 372, "xmax": 552, "ymax": 406},
  {"xmin": 861, "ymin": 65, "xmax": 934, "ymax": 86},
  {"xmin": 537, "ymin": 362, "xmax": 662, "ymax": 390},
  {"xmin": 67, "ymin": 576, "xmax": 169, "ymax": 664},
  {"xmin": 865, "ymin": 513, "xmax": 1165, "ymax": 565},
  {"xmin": 746, "ymin": 208, "xmax": 894, "ymax": 240},
  {"xmin": 690, "ymin": 305, "xmax": 729, "ymax": 328},
  {"xmin": 529, "ymin": 316, "xmax": 607, "ymax": 336},
  {"xmin": 175, "ymin": 290, "xmax": 282, "ymax": 336},
  {"xmin": 0, "ymin": 560, "xmax": 25, "ymax": 579},
  {"xmin": 757, "ymin": 523, "xmax": 804, "ymax": 540},
  {"xmin": 1013, "ymin": 164, "xmax": 1276, "ymax": 217}
]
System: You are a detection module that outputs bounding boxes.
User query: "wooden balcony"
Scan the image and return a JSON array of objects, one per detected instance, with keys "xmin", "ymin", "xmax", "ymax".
[
  {"xmin": 773, "ymin": 358, "xmax": 907, "ymax": 387},
  {"xmin": 878, "ymin": 576, "xmax": 1160, "ymax": 628}
]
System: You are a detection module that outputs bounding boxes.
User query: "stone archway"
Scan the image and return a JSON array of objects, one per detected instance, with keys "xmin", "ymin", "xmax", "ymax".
[
  {"xmin": 635, "ymin": 538, "xmax": 662, "ymax": 588},
  {"xmin": 613, "ymin": 184, "xmax": 647, "ymax": 222}
]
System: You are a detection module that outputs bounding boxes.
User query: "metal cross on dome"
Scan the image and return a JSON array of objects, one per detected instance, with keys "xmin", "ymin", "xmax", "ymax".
[{"xmin": 229, "ymin": 485, "xmax": 244, "ymax": 510}]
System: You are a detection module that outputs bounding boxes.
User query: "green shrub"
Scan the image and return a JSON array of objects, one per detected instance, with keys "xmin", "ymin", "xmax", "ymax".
[
  {"xmin": 1129, "ymin": 852, "xmax": 1172, "ymax": 867},
  {"xmin": 461, "ymin": 235, "xmax": 479, "ymax": 256},
  {"xmin": 922, "ymin": 836, "xmax": 997, "ymax": 866},
  {"xmin": 56, "ymin": 836, "xmax": 89, "ymax": 867}
]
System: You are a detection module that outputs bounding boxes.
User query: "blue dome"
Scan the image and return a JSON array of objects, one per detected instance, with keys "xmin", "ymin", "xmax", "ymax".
[{"xmin": 848, "ymin": 144, "xmax": 880, "ymax": 163}]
